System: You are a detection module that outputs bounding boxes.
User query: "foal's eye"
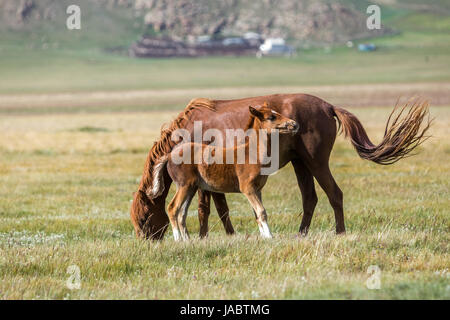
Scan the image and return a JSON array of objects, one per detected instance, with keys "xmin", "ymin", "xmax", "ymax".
[{"xmin": 268, "ymin": 115, "xmax": 276, "ymax": 121}]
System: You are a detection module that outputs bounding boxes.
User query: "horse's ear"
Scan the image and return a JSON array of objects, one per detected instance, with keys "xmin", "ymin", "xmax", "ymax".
[{"xmin": 249, "ymin": 105, "xmax": 263, "ymax": 119}]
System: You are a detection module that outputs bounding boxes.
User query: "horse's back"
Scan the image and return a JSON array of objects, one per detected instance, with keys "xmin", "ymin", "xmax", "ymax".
[{"xmin": 184, "ymin": 93, "xmax": 338, "ymax": 168}]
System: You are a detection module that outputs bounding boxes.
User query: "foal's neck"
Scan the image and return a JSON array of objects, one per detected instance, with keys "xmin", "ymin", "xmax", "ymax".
[{"xmin": 241, "ymin": 116, "xmax": 272, "ymax": 150}]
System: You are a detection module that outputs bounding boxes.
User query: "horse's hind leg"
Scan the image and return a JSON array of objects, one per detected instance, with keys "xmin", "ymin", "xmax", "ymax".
[
  {"xmin": 292, "ymin": 159, "xmax": 318, "ymax": 236},
  {"xmin": 212, "ymin": 192, "xmax": 235, "ymax": 235},
  {"xmin": 198, "ymin": 190, "xmax": 211, "ymax": 238},
  {"xmin": 311, "ymin": 164, "xmax": 345, "ymax": 234}
]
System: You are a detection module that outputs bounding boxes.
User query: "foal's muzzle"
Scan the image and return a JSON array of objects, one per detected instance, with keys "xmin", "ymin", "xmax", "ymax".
[{"xmin": 278, "ymin": 121, "xmax": 299, "ymax": 134}]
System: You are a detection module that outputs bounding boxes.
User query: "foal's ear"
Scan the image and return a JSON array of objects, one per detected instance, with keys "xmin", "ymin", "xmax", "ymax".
[{"xmin": 249, "ymin": 105, "xmax": 263, "ymax": 119}]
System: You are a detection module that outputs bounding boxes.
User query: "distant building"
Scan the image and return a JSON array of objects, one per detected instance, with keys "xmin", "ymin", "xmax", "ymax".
[
  {"xmin": 257, "ymin": 38, "xmax": 295, "ymax": 58},
  {"xmin": 196, "ymin": 35, "xmax": 212, "ymax": 44},
  {"xmin": 358, "ymin": 43, "xmax": 376, "ymax": 52},
  {"xmin": 222, "ymin": 37, "xmax": 247, "ymax": 46},
  {"xmin": 243, "ymin": 32, "xmax": 263, "ymax": 46}
]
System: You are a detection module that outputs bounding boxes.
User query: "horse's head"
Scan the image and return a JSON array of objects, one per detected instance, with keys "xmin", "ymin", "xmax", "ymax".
[
  {"xmin": 131, "ymin": 189, "xmax": 169, "ymax": 240},
  {"xmin": 249, "ymin": 102, "xmax": 299, "ymax": 134}
]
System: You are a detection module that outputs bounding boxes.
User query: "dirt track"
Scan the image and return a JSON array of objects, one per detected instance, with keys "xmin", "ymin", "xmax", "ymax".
[{"xmin": 0, "ymin": 82, "xmax": 448, "ymax": 114}]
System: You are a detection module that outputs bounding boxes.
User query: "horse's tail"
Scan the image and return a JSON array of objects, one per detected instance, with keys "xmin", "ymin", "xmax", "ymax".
[
  {"xmin": 332, "ymin": 98, "xmax": 431, "ymax": 165},
  {"xmin": 146, "ymin": 155, "xmax": 169, "ymax": 199}
]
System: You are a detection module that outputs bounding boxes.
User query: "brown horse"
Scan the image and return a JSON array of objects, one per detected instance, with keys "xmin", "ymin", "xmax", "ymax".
[
  {"xmin": 130, "ymin": 98, "xmax": 235, "ymax": 239},
  {"xmin": 131, "ymin": 94, "xmax": 430, "ymax": 240},
  {"xmin": 147, "ymin": 104, "xmax": 299, "ymax": 240}
]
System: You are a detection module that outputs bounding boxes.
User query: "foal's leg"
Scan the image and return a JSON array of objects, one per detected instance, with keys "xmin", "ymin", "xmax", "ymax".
[
  {"xmin": 243, "ymin": 190, "xmax": 272, "ymax": 239},
  {"xmin": 311, "ymin": 164, "xmax": 345, "ymax": 234},
  {"xmin": 167, "ymin": 188, "xmax": 185, "ymax": 241},
  {"xmin": 292, "ymin": 159, "xmax": 318, "ymax": 236},
  {"xmin": 177, "ymin": 186, "xmax": 197, "ymax": 241},
  {"xmin": 212, "ymin": 192, "xmax": 235, "ymax": 235},
  {"xmin": 198, "ymin": 190, "xmax": 211, "ymax": 238},
  {"xmin": 167, "ymin": 186, "xmax": 196, "ymax": 241}
]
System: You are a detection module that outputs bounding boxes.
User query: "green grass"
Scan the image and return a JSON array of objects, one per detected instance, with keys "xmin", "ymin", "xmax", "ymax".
[
  {"xmin": 0, "ymin": 1, "xmax": 449, "ymax": 300},
  {"xmin": 1, "ymin": 34, "xmax": 449, "ymax": 94},
  {"xmin": 0, "ymin": 107, "xmax": 448, "ymax": 299}
]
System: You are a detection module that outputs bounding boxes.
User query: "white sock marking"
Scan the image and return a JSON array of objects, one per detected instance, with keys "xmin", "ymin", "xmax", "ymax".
[
  {"xmin": 260, "ymin": 221, "xmax": 273, "ymax": 239},
  {"xmin": 173, "ymin": 229, "xmax": 181, "ymax": 241}
]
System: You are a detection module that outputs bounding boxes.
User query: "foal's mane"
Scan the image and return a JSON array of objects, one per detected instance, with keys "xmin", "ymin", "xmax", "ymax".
[
  {"xmin": 137, "ymin": 98, "xmax": 216, "ymax": 198},
  {"xmin": 244, "ymin": 113, "xmax": 256, "ymax": 131}
]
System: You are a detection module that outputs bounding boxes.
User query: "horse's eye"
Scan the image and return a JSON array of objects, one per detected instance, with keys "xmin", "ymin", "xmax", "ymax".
[{"xmin": 268, "ymin": 115, "xmax": 276, "ymax": 121}]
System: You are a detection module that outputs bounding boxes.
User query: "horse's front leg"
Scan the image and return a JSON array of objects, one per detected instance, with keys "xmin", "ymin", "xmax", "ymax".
[
  {"xmin": 198, "ymin": 191, "xmax": 235, "ymax": 238},
  {"xmin": 242, "ymin": 190, "xmax": 272, "ymax": 239},
  {"xmin": 198, "ymin": 190, "xmax": 211, "ymax": 238},
  {"xmin": 211, "ymin": 192, "xmax": 235, "ymax": 235}
]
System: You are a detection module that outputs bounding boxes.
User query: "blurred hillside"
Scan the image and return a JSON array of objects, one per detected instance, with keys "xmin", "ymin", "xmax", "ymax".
[
  {"xmin": 3, "ymin": 0, "xmax": 447, "ymax": 48},
  {"xmin": 0, "ymin": 0, "xmax": 143, "ymax": 49},
  {"xmin": 133, "ymin": 0, "xmax": 389, "ymax": 45},
  {"xmin": 0, "ymin": 0, "xmax": 449, "ymax": 97},
  {"xmin": 1, "ymin": 0, "xmax": 449, "ymax": 50}
]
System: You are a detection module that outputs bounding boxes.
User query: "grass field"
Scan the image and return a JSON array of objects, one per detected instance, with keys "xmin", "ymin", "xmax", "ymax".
[
  {"xmin": 0, "ymin": 2, "xmax": 449, "ymax": 299},
  {"xmin": 0, "ymin": 105, "xmax": 448, "ymax": 299},
  {"xmin": 1, "ymin": 30, "xmax": 450, "ymax": 95}
]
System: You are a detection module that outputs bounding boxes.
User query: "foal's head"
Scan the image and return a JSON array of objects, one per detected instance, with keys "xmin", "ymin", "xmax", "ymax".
[{"xmin": 248, "ymin": 103, "xmax": 299, "ymax": 134}]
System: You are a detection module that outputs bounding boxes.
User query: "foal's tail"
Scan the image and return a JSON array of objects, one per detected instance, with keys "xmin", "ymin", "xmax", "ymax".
[
  {"xmin": 332, "ymin": 98, "xmax": 432, "ymax": 165},
  {"xmin": 146, "ymin": 155, "xmax": 169, "ymax": 199}
]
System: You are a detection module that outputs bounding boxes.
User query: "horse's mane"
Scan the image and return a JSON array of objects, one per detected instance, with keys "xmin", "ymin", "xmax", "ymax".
[{"xmin": 137, "ymin": 98, "xmax": 216, "ymax": 197}]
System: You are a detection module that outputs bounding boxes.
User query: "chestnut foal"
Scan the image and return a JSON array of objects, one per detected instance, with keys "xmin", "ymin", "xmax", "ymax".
[{"xmin": 147, "ymin": 104, "xmax": 298, "ymax": 241}]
